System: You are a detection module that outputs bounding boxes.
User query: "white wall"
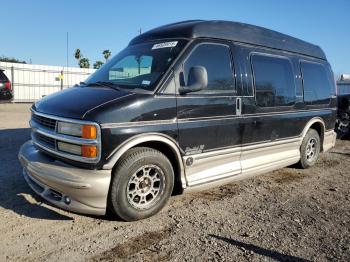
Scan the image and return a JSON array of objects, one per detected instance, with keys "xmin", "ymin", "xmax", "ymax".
[{"xmin": 0, "ymin": 62, "xmax": 95, "ymax": 102}]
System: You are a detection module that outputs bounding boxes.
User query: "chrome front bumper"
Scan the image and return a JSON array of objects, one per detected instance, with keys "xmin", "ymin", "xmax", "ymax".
[{"xmin": 18, "ymin": 141, "xmax": 111, "ymax": 215}]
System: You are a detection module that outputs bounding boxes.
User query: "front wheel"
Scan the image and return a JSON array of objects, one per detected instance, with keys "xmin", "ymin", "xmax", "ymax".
[
  {"xmin": 298, "ymin": 129, "xmax": 321, "ymax": 169},
  {"xmin": 108, "ymin": 147, "xmax": 174, "ymax": 221}
]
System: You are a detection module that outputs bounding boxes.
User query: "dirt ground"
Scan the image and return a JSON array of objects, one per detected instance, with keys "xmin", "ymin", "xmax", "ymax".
[{"xmin": 0, "ymin": 103, "xmax": 349, "ymax": 262}]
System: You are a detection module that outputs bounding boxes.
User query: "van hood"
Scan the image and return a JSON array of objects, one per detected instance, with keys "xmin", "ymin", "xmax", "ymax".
[{"xmin": 33, "ymin": 86, "xmax": 134, "ymax": 120}]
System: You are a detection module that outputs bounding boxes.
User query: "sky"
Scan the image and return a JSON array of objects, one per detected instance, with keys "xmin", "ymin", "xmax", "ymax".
[{"xmin": 1, "ymin": 0, "xmax": 349, "ymax": 77}]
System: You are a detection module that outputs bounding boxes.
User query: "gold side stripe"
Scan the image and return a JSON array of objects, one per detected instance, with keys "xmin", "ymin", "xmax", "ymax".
[
  {"xmin": 100, "ymin": 108, "xmax": 335, "ymax": 129},
  {"xmin": 100, "ymin": 119, "xmax": 177, "ymax": 129}
]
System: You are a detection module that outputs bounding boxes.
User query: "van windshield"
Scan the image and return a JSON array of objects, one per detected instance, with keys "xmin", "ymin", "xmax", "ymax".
[{"xmin": 85, "ymin": 40, "xmax": 188, "ymax": 92}]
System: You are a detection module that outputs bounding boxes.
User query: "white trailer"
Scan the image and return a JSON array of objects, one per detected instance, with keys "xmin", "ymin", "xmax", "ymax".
[{"xmin": 0, "ymin": 62, "xmax": 95, "ymax": 102}]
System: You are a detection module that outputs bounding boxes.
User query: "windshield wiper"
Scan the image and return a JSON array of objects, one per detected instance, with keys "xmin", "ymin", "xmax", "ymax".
[
  {"xmin": 86, "ymin": 81, "xmax": 122, "ymax": 91},
  {"xmin": 75, "ymin": 81, "xmax": 87, "ymax": 87}
]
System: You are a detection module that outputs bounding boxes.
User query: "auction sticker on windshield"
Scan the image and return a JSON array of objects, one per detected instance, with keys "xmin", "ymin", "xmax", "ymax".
[{"xmin": 152, "ymin": 41, "xmax": 178, "ymax": 49}]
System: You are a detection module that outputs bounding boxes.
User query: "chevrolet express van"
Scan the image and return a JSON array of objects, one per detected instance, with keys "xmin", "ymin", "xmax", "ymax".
[{"xmin": 19, "ymin": 20, "xmax": 337, "ymax": 221}]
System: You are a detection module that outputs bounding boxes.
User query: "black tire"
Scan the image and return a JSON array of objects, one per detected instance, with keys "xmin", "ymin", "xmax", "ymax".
[
  {"xmin": 108, "ymin": 147, "xmax": 174, "ymax": 221},
  {"xmin": 298, "ymin": 129, "xmax": 321, "ymax": 169}
]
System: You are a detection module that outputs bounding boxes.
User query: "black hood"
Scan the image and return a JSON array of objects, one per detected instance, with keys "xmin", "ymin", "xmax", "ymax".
[{"xmin": 33, "ymin": 86, "xmax": 134, "ymax": 119}]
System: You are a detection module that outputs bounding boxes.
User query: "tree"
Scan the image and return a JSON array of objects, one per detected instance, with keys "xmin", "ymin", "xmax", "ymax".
[
  {"xmin": 135, "ymin": 55, "xmax": 143, "ymax": 74},
  {"xmin": 0, "ymin": 56, "xmax": 26, "ymax": 64},
  {"xmin": 74, "ymin": 49, "xmax": 82, "ymax": 61},
  {"xmin": 93, "ymin": 61, "xmax": 104, "ymax": 69},
  {"xmin": 103, "ymin": 50, "xmax": 111, "ymax": 61},
  {"xmin": 79, "ymin": 58, "xmax": 90, "ymax": 68},
  {"xmin": 74, "ymin": 48, "xmax": 85, "ymax": 68},
  {"xmin": 74, "ymin": 49, "xmax": 90, "ymax": 68},
  {"xmin": 74, "ymin": 48, "xmax": 110, "ymax": 69}
]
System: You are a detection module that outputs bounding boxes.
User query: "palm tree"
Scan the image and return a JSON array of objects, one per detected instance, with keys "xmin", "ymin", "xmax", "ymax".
[
  {"xmin": 79, "ymin": 58, "xmax": 90, "ymax": 68},
  {"xmin": 135, "ymin": 56, "xmax": 143, "ymax": 74},
  {"xmin": 74, "ymin": 49, "xmax": 82, "ymax": 61},
  {"xmin": 103, "ymin": 50, "xmax": 111, "ymax": 61},
  {"xmin": 93, "ymin": 61, "xmax": 104, "ymax": 69}
]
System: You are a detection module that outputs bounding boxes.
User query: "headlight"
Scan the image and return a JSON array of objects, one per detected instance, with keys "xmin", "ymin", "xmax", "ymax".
[
  {"xmin": 57, "ymin": 122, "xmax": 97, "ymax": 139},
  {"xmin": 57, "ymin": 122, "xmax": 81, "ymax": 137}
]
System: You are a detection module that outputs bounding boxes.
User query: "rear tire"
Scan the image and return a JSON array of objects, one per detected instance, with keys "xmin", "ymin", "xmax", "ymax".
[
  {"xmin": 298, "ymin": 129, "xmax": 321, "ymax": 169},
  {"xmin": 108, "ymin": 147, "xmax": 174, "ymax": 221}
]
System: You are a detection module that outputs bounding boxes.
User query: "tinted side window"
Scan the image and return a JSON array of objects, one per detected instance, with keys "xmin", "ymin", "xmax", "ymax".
[
  {"xmin": 251, "ymin": 54, "xmax": 295, "ymax": 107},
  {"xmin": 338, "ymin": 83, "xmax": 350, "ymax": 95},
  {"xmin": 184, "ymin": 43, "xmax": 235, "ymax": 94},
  {"xmin": 301, "ymin": 62, "xmax": 331, "ymax": 105}
]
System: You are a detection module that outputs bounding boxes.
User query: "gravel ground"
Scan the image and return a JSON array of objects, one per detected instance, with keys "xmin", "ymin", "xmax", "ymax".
[{"xmin": 0, "ymin": 103, "xmax": 349, "ymax": 262}]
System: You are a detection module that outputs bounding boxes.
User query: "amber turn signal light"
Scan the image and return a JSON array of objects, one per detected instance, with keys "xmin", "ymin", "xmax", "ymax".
[
  {"xmin": 81, "ymin": 145, "xmax": 97, "ymax": 158},
  {"xmin": 82, "ymin": 125, "xmax": 97, "ymax": 139}
]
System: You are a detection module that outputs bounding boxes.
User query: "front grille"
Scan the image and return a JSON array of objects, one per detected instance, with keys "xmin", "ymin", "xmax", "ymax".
[
  {"xmin": 34, "ymin": 133, "xmax": 56, "ymax": 149},
  {"xmin": 30, "ymin": 110, "xmax": 100, "ymax": 163},
  {"xmin": 32, "ymin": 113, "xmax": 57, "ymax": 130}
]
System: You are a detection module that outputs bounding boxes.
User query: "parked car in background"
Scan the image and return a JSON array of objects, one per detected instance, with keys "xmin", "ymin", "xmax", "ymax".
[
  {"xmin": 19, "ymin": 20, "xmax": 337, "ymax": 221},
  {"xmin": 0, "ymin": 69, "xmax": 13, "ymax": 100},
  {"xmin": 335, "ymin": 75, "xmax": 350, "ymax": 138}
]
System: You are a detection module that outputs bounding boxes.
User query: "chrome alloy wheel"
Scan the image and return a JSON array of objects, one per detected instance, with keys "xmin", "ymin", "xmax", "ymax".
[
  {"xmin": 126, "ymin": 164, "xmax": 165, "ymax": 210},
  {"xmin": 306, "ymin": 138, "xmax": 317, "ymax": 162}
]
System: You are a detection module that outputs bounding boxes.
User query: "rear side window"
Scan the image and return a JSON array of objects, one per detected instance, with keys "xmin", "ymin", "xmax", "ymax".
[
  {"xmin": 251, "ymin": 54, "xmax": 295, "ymax": 107},
  {"xmin": 0, "ymin": 71, "xmax": 9, "ymax": 81},
  {"xmin": 183, "ymin": 43, "xmax": 235, "ymax": 94},
  {"xmin": 338, "ymin": 83, "xmax": 350, "ymax": 95},
  {"xmin": 300, "ymin": 62, "xmax": 332, "ymax": 104}
]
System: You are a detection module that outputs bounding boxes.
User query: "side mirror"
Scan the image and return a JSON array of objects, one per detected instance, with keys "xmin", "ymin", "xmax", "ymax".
[{"xmin": 179, "ymin": 66, "xmax": 208, "ymax": 95}]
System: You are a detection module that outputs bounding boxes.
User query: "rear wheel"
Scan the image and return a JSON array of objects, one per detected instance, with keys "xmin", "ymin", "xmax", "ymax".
[
  {"xmin": 299, "ymin": 129, "xmax": 321, "ymax": 169},
  {"xmin": 108, "ymin": 147, "xmax": 174, "ymax": 221}
]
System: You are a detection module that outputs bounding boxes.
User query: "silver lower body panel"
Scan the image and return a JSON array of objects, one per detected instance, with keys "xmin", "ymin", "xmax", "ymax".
[
  {"xmin": 18, "ymin": 141, "xmax": 111, "ymax": 215},
  {"xmin": 183, "ymin": 131, "xmax": 336, "ymax": 192}
]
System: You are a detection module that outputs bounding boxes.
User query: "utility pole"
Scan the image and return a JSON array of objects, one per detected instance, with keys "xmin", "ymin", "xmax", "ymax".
[
  {"xmin": 66, "ymin": 32, "xmax": 69, "ymax": 69},
  {"xmin": 138, "ymin": 28, "xmax": 142, "ymax": 35}
]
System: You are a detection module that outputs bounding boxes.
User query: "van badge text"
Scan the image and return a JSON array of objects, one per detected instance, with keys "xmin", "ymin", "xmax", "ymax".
[
  {"xmin": 185, "ymin": 145, "xmax": 205, "ymax": 155},
  {"xmin": 152, "ymin": 41, "xmax": 178, "ymax": 50}
]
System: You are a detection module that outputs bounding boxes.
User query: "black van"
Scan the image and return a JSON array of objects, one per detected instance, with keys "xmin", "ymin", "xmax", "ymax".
[
  {"xmin": 336, "ymin": 78, "xmax": 350, "ymax": 137},
  {"xmin": 19, "ymin": 20, "xmax": 337, "ymax": 221}
]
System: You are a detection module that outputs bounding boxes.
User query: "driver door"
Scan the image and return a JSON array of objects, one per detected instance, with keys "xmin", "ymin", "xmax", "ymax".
[{"xmin": 175, "ymin": 41, "xmax": 243, "ymax": 187}]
